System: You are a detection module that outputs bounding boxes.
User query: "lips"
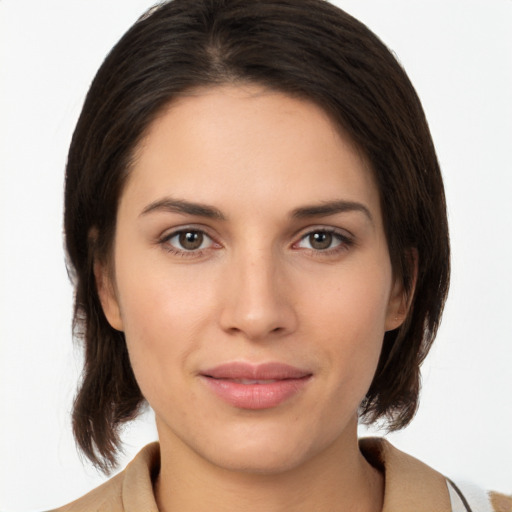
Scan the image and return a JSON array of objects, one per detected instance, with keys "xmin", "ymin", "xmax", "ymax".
[{"xmin": 200, "ymin": 362, "xmax": 312, "ymax": 410}]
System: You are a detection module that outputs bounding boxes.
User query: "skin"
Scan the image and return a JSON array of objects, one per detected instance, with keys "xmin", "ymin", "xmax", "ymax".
[{"xmin": 97, "ymin": 85, "xmax": 409, "ymax": 512}]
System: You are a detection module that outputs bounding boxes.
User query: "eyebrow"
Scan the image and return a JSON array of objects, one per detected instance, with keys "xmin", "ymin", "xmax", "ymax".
[
  {"xmin": 140, "ymin": 197, "xmax": 372, "ymax": 223},
  {"xmin": 291, "ymin": 200, "xmax": 373, "ymax": 222},
  {"xmin": 140, "ymin": 198, "xmax": 226, "ymax": 220}
]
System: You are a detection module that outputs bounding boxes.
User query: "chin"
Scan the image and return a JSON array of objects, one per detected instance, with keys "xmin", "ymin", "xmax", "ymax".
[
  {"xmin": 209, "ymin": 444, "xmax": 310, "ymax": 475},
  {"xmin": 192, "ymin": 422, "xmax": 332, "ymax": 476}
]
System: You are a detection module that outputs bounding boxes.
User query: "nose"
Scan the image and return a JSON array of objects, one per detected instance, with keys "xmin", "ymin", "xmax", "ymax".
[{"xmin": 219, "ymin": 249, "xmax": 298, "ymax": 341}]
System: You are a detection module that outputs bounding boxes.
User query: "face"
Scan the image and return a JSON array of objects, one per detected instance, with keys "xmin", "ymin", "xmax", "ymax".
[{"xmin": 98, "ymin": 85, "xmax": 406, "ymax": 474}]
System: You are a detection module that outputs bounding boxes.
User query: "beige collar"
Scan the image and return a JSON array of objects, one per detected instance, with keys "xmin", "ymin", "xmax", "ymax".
[
  {"xmin": 360, "ymin": 437, "xmax": 452, "ymax": 512},
  {"xmin": 123, "ymin": 441, "xmax": 160, "ymax": 512}
]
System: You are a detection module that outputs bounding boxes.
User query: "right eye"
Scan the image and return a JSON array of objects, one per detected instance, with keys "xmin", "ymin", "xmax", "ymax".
[{"xmin": 162, "ymin": 229, "xmax": 216, "ymax": 254}]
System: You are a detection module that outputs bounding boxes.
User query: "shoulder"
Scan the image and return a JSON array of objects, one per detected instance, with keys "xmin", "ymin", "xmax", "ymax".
[
  {"xmin": 448, "ymin": 480, "xmax": 512, "ymax": 512},
  {"xmin": 49, "ymin": 442, "xmax": 160, "ymax": 512},
  {"xmin": 490, "ymin": 491, "xmax": 512, "ymax": 512},
  {"xmin": 359, "ymin": 437, "xmax": 511, "ymax": 512},
  {"xmin": 447, "ymin": 479, "xmax": 512, "ymax": 512},
  {"xmin": 49, "ymin": 472, "xmax": 124, "ymax": 512}
]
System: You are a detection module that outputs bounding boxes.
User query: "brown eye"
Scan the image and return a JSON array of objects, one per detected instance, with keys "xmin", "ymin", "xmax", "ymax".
[
  {"xmin": 308, "ymin": 231, "xmax": 333, "ymax": 250},
  {"xmin": 178, "ymin": 231, "xmax": 204, "ymax": 250},
  {"xmin": 162, "ymin": 229, "xmax": 217, "ymax": 256},
  {"xmin": 295, "ymin": 229, "xmax": 350, "ymax": 253}
]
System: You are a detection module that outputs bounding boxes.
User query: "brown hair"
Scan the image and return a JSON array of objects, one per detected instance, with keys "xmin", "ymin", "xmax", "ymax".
[{"xmin": 65, "ymin": 0, "xmax": 450, "ymax": 472}]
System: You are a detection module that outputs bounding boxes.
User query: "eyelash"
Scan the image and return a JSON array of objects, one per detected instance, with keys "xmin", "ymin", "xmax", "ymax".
[
  {"xmin": 292, "ymin": 228, "xmax": 354, "ymax": 257},
  {"xmin": 159, "ymin": 228, "xmax": 219, "ymax": 258},
  {"xmin": 158, "ymin": 227, "xmax": 354, "ymax": 259}
]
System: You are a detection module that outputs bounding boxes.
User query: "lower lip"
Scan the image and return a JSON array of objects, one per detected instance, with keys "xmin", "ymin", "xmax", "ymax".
[{"xmin": 201, "ymin": 376, "xmax": 311, "ymax": 410}]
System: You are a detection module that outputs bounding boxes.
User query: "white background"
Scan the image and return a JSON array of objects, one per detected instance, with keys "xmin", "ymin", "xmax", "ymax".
[{"xmin": 1, "ymin": 1, "xmax": 511, "ymax": 510}]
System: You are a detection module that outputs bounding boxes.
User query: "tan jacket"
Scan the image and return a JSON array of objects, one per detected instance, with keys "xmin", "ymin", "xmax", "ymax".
[{"xmin": 52, "ymin": 438, "xmax": 511, "ymax": 512}]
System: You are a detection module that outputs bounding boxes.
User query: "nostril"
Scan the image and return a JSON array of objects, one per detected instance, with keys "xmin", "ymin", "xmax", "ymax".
[{"xmin": 218, "ymin": 289, "xmax": 298, "ymax": 340}]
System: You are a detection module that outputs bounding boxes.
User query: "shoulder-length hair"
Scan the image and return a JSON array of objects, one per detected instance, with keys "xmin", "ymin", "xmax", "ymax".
[{"xmin": 64, "ymin": 0, "xmax": 450, "ymax": 472}]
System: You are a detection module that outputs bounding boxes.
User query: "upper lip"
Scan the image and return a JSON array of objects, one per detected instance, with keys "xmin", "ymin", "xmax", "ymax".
[{"xmin": 201, "ymin": 362, "xmax": 312, "ymax": 380}]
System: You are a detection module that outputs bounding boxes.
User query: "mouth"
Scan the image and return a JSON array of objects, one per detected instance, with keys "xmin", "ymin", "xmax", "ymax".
[
  {"xmin": 200, "ymin": 362, "xmax": 312, "ymax": 410},
  {"xmin": 225, "ymin": 379, "xmax": 280, "ymax": 384}
]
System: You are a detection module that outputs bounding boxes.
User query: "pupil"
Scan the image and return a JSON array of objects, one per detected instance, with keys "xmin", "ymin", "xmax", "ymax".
[
  {"xmin": 179, "ymin": 231, "xmax": 203, "ymax": 250},
  {"xmin": 310, "ymin": 232, "xmax": 332, "ymax": 250}
]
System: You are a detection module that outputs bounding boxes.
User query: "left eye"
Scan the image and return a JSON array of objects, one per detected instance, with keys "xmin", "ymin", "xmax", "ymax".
[
  {"xmin": 296, "ymin": 230, "xmax": 345, "ymax": 251},
  {"xmin": 166, "ymin": 230, "xmax": 214, "ymax": 251}
]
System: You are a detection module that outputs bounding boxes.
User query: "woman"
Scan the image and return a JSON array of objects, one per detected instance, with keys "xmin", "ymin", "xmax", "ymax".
[{"xmin": 38, "ymin": 0, "xmax": 509, "ymax": 510}]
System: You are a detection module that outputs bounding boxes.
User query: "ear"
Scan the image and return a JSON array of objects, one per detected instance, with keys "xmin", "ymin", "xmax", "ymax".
[
  {"xmin": 384, "ymin": 249, "xmax": 418, "ymax": 332},
  {"xmin": 94, "ymin": 259, "xmax": 124, "ymax": 331}
]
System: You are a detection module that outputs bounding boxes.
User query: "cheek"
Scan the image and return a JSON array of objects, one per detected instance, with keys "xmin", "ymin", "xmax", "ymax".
[
  {"xmin": 113, "ymin": 255, "xmax": 217, "ymax": 395},
  {"xmin": 115, "ymin": 237, "xmax": 215, "ymax": 331},
  {"xmin": 305, "ymin": 258, "xmax": 391, "ymax": 333},
  {"xmin": 302, "ymin": 262, "xmax": 391, "ymax": 381}
]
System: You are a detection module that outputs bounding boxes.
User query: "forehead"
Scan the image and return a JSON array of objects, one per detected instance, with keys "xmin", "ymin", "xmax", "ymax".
[{"xmin": 124, "ymin": 85, "xmax": 380, "ymax": 220}]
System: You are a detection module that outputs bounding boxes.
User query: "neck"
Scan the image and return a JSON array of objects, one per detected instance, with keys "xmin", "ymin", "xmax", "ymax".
[{"xmin": 154, "ymin": 419, "xmax": 383, "ymax": 512}]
